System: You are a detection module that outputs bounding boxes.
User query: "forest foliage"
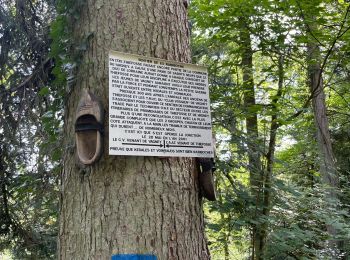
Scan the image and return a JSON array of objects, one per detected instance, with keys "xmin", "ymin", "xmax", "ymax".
[{"xmin": 1, "ymin": 0, "xmax": 350, "ymax": 259}]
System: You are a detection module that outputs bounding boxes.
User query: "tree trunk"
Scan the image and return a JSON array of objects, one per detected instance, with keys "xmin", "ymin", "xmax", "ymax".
[
  {"xmin": 58, "ymin": 1, "xmax": 210, "ymax": 259},
  {"xmin": 307, "ymin": 41, "xmax": 339, "ymax": 249},
  {"xmin": 238, "ymin": 19, "xmax": 263, "ymax": 260},
  {"xmin": 261, "ymin": 54, "xmax": 284, "ymax": 256}
]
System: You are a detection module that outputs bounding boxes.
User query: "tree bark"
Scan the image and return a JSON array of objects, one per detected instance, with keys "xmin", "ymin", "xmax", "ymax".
[{"xmin": 58, "ymin": 1, "xmax": 209, "ymax": 259}]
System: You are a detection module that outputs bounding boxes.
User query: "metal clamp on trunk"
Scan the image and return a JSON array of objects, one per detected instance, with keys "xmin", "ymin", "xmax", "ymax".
[{"xmin": 75, "ymin": 120, "xmax": 104, "ymax": 134}]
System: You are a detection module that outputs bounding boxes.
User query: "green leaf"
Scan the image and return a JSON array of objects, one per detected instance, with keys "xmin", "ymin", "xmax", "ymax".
[{"xmin": 39, "ymin": 86, "xmax": 50, "ymax": 96}]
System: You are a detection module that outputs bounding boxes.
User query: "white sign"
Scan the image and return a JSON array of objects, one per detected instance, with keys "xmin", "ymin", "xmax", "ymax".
[{"xmin": 108, "ymin": 51, "xmax": 213, "ymax": 158}]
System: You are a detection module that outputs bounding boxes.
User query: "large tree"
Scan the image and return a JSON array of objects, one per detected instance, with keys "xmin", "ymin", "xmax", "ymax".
[{"xmin": 58, "ymin": 0, "xmax": 210, "ymax": 259}]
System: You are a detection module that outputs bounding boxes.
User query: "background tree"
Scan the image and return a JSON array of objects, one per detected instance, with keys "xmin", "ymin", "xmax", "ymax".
[
  {"xmin": 191, "ymin": 0, "xmax": 350, "ymax": 259},
  {"xmin": 0, "ymin": 0, "xmax": 58, "ymax": 258}
]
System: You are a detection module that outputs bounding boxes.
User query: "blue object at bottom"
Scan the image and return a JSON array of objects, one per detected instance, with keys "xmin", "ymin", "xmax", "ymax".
[{"xmin": 111, "ymin": 254, "xmax": 157, "ymax": 260}]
